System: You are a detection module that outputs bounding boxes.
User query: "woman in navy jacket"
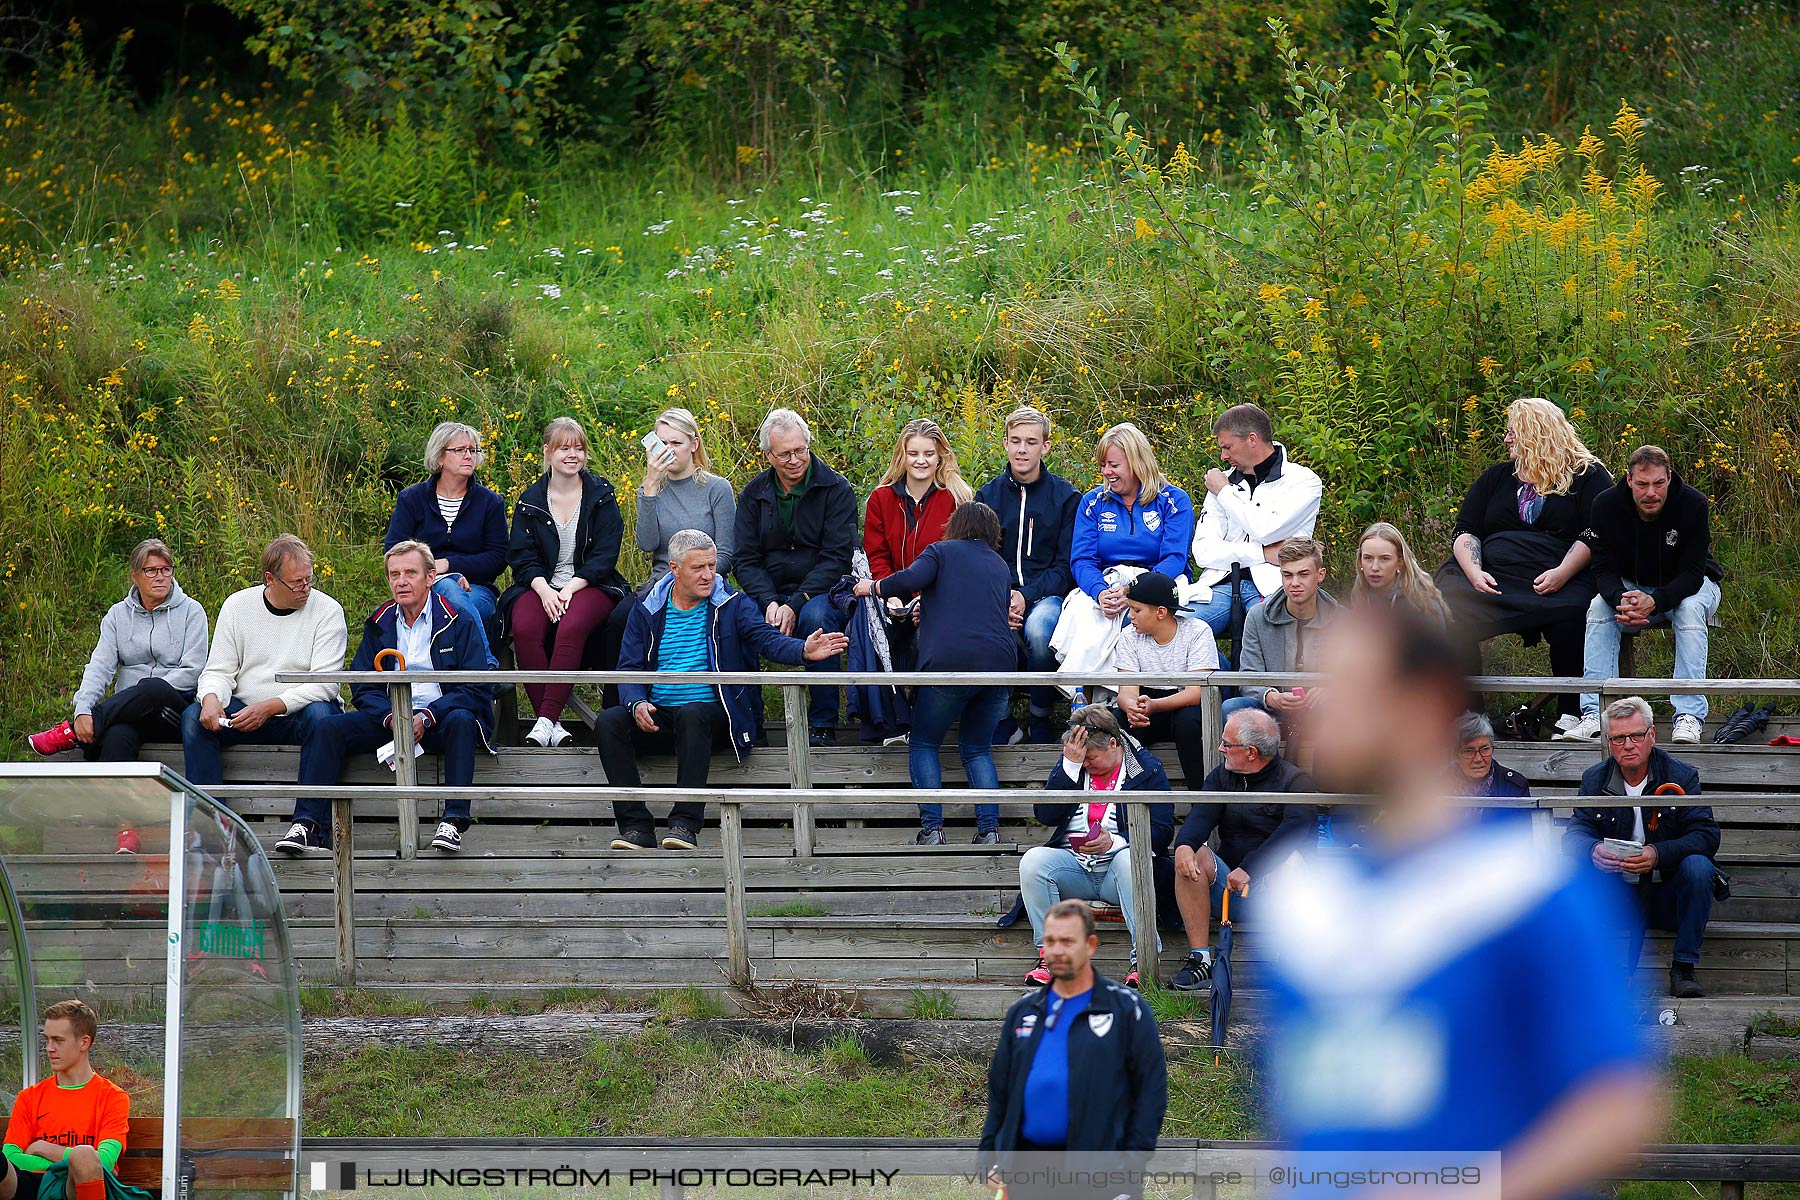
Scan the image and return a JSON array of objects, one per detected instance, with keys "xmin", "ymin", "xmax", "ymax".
[
  {"xmin": 499, "ymin": 417, "xmax": 630, "ymax": 746},
  {"xmin": 385, "ymin": 421, "xmax": 509, "ymax": 662},
  {"xmin": 855, "ymin": 501, "xmax": 1016, "ymax": 846}
]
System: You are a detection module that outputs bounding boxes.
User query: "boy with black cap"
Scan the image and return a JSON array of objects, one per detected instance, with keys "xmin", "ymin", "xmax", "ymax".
[{"xmin": 1109, "ymin": 571, "xmax": 1218, "ymax": 790}]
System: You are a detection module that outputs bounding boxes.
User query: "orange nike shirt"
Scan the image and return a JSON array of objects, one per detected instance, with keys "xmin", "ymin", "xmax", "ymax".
[{"xmin": 4, "ymin": 1075, "xmax": 130, "ymax": 1167}]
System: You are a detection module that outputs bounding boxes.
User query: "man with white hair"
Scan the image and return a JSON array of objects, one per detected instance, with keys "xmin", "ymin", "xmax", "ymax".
[
  {"xmin": 1166, "ymin": 707, "xmax": 1317, "ymax": 991},
  {"xmin": 1565, "ymin": 695, "xmax": 1719, "ymax": 997},
  {"xmin": 731, "ymin": 408, "xmax": 859, "ymax": 746},
  {"xmin": 601, "ymin": 529, "xmax": 849, "ymax": 850},
  {"xmin": 283, "ymin": 541, "xmax": 495, "ymax": 855}
]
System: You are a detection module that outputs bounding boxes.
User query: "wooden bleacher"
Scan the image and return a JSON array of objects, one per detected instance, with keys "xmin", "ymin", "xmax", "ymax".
[{"xmin": 28, "ymin": 708, "xmax": 1800, "ymax": 1009}]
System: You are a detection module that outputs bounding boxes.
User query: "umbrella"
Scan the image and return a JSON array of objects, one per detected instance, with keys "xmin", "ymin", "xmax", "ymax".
[{"xmin": 1211, "ymin": 888, "xmax": 1236, "ymax": 1065}]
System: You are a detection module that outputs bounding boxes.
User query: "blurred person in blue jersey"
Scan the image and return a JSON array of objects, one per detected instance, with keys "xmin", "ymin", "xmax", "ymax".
[{"xmin": 1259, "ymin": 604, "xmax": 1664, "ymax": 1198}]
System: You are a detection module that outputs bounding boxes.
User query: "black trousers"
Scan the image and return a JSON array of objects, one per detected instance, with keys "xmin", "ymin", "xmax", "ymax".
[
  {"xmin": 595, "ymin": 700, "xmax": 729, "ymax": 833},
  {"xmin": 84, "ymin": 677, "xmax": 192, "ymax": 762},
  {"xmin": 1106, "ymin": 703, "xmax": 1206, "ymax": 790}
]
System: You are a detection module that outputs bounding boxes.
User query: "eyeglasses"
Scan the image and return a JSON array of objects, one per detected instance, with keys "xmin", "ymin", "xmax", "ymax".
[
  {"xmin": 1458, "ymin": 743, "xmax": 1494, "ymax": 758},
  {"xmin": 1607, "ymin": 729, "xmax": 1652, "ymax": 747},
  {"xmin": 1219, "ymin": 740, "xmax": 1254, "ymax": 752},
  {"xmin": 136, "ymin": 565, "xmax": 174, "ymax": 578},
  {"xmin": 274, "ymin": 574, "xmax": 315, "ymax": 593},
  {"xmin": 768, "ymin": 447, "xmax": 810, "ymax": 464},
  {"xmin": 443, "ymin": 445, "xmax": 480, "ymax": 457}
]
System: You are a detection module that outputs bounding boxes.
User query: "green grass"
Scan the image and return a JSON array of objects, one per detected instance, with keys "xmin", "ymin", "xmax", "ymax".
[
  {"xmin": 903, "ymin": 989, "xmax": 958, "ymax": 1021},
  {"xmin": 748, "ymin": 898, "xmax": 831, "ymax": 919},
  {"xmin": 3, "ymin": 17, "xmax": 1799, "ymax": 746},
  {"xmin": 654, "ymin": 984, "xmax": 731, "ymax": 1021}
]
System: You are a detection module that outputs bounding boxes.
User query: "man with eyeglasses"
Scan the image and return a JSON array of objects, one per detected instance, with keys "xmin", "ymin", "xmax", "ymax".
[
  {"xmin": 1564, "ymin": 694, "xmax": 1719, "ymax": 998},
  {"xmin": 731, "ymin": 408, "xmax": 859, "ymax": 745},
  {"xmin": 1166, "ymin": 707, "xmax": 1319, "ymax": 991},
  {"xmin": 977, "ymin": 899, "xmax": 1166, "ymax": 1200},
  {"xmin": 182, "ymin": 534, "xmax": 347, "ymax": 789}
]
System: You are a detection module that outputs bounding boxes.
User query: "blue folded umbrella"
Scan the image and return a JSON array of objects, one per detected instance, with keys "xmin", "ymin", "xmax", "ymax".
[{"xmin": 1211, "ymin": 888, "xmax": 1235, "ymax": 1063}]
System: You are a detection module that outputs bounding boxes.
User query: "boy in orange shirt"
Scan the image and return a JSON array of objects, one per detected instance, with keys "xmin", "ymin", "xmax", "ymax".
[{"xmin": 2, "ymin": 1000, "xmax": 129, "ymax": 1200}]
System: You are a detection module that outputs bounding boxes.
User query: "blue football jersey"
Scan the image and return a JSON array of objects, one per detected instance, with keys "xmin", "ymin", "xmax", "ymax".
[{"xmin": 1261, "ymin": 819, "xmax": 1650, "ymax": 1152}]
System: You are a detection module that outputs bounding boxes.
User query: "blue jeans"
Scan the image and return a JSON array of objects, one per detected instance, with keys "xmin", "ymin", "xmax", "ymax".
[
  {"xmin": 294, "ymin": 707, "xmax": 484, "ymax": 831},
  {"xmin": 796, "ymin": 594, "xmax": 851, "ymax": 728},
  {"xmin": 1622, "ymin": 852, "xmax": 1716, "ymax": 965},
  {"xmin": 1580, "ymin": 577, "xmax": 1720, "ymax": 720},
  {"xmin": 434, "ymin": 575, "xmax": 499, "ymax": 668},
  {"xmin": 911, "ymin": 685, "xmax": 1009, "ymax": 832},
  {"xmin": 181, "ymin": 698, "xmax": 341, "ymax": 788},
  {"xmin": 1019, "ymin": 845, "xmax": 1159, "ymax": 953},
  {"xmin": 1221, "ymin": 694, "xmax": 1265, "ymax": 719},
  {"xmin": 1021, "ymin": 595, "xmax": 1064, "ymax": 713},
  {"xmin": 1183, "ymin": 576, "xmax": 1263, "ymax": 636}
]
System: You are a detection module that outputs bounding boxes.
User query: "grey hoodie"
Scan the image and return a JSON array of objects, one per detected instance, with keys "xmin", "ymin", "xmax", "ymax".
[
  {"xmin": 72, "ymin": 578, "xmax": 211, "ymax": 716},
  {"xmin": 1239, "ymin": 587, "xmax": 1342, "ymax": 676}
]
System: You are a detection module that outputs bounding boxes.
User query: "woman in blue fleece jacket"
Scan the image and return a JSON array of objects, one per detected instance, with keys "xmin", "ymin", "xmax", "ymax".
[{"xmin": 1070, "ymin": 423, "xmax": 1195, "ymax": 620}]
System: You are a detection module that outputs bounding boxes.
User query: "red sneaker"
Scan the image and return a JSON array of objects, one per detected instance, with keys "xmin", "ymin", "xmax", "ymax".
[
  {"xmin": 1024, "ymin": 956, "xmax": 1052, "ymax": 986},
  {"xmin": 115, "ymin": 828, "xmax": 141, "ymax": 855},
  {"xmin": 27, "ymin": 721, "xmax": 77, "ymax": 756},
  {"xmin": 1124, "ymin": 966, "xmax": 1141, "ymax": 990}
]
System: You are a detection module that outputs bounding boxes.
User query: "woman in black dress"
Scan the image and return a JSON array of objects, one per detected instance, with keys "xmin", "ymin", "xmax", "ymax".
[{"xmin": 1436, "ymin": 397, "xmax": 1612, "ymax": 708}]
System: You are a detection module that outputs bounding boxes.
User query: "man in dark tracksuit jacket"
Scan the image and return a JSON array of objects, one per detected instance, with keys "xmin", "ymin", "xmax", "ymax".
[
  {"xmin": 1573, "ymin": 445, "xmax": 1725, "ymax": 740},
  {"xmin": 974, "ymin": 408, "xmax": 1081, "ymax": 742},
  {"xmin": 732, "ymin": 413, "xmax": 859, "ymax": 738},
  {"xmin": 1563, "ymin": 698, "xmax": 1719, "ymax": 997},
  {"xmin": 601, "ymin": 536, "xmax": 848, "ymax": 850},
  {"xmin": 289, "ymin": 546, "xmax": 496, "ymax": 855},
  {"xmin": 979, "ymin": 901, "xmax": 1167, "ymax": 1200}
]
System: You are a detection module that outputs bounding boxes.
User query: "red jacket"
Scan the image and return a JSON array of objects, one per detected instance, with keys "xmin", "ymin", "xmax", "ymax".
[{"xmin": 864, "ymin": 481, "xmax": 956, "ymax": 581}]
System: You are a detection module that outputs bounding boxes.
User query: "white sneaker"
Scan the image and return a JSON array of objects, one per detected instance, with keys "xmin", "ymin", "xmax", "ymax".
[
  {"xmin": 1672, "ymin": 714, "xmax": 1703, "ymax": 744},
  {"xmin": 547, "ymin": 720, "xmax": 573, "ymax": 748},
  {"xmin": 1554, "ymin": 713, "xmax": 1580, "ymax": 733},
  {"xmin": 1553, "ymin": 714, "xmax": 1603, "ymax": 742},
  {"xmin": 525, "ymin": 716, "xmax": 555, "ymax": 747},
  {"xmin": 430, "ymin": 821, "xmax": 463, "ymax": 852}
]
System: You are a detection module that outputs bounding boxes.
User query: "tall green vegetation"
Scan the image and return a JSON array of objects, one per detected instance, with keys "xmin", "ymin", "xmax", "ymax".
[{"xmin": 2, "ymin": 3, "xmax": 1799, "ymax": 745}]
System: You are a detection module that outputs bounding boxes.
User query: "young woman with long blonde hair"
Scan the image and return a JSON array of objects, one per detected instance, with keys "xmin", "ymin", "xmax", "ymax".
[{"xmin": 1355, "ymin": 521, "xmax": 1451, "ymax": 628}]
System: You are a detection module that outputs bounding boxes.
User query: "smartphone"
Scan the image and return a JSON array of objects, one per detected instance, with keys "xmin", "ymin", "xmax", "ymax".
[{"xmin": 640, "ymin": 430, "xmax": 675, "ymax": 466}]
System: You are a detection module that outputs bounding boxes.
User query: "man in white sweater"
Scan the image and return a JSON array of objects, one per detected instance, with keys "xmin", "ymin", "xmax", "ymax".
[{"xmin": 181, "ymin": 534, "xmax": 348, "ymax": 787}]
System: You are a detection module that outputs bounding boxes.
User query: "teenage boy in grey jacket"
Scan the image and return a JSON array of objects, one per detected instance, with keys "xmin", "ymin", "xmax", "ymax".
[{"xmin": 1224, "ymin": 537, "xmax": 1340, "ymax": 719}]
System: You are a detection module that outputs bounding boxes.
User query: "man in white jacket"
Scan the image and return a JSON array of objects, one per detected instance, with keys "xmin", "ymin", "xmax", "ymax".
[
  {"xmin": 1188, "ymin": 404, "xmax": 1322, "ymax": 643},
  {"xmin": 182, "ymin": 534, "xmax": 347, "ymax": 788}
]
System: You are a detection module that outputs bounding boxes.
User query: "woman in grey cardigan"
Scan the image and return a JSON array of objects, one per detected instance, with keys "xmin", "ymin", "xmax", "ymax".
[
  {"xmin": 601, "ymin": 406, "xmax": 737, "ymax": 675},
  {"xmin": 28, "ymin": 538, "xmax": 209, "ymax": 764}
]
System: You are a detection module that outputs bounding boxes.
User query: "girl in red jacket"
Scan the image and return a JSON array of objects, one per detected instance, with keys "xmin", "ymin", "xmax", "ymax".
[{"xmin": 865, "ymin": 418, "xmax": 972, "ymax": 664}]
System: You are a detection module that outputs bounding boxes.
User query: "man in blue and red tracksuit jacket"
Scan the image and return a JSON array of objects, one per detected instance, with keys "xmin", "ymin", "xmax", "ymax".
[{"xmin": 979, "ymin": 900, "xmax": 1166, "ymax": 1200}]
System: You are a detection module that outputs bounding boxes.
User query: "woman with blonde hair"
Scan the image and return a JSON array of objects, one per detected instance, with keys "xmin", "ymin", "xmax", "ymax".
[
  {"xmin": 604, "ymin": 407, "xmax": 739, "ymax": 682},
  {"xmin": 1435, "ymin": 397, "xmax": 1612, "ymax": 706},
  {"xmin": 1355, "ymin": 521, "xmax": 1451, "ymax": 628},
  {"xmin": 1052, "ymin": 422, "xmax": 1196, "ymax": 692},
  {"xmin": 864, "ymin": 417, "xmax": 970, "ymax": 585},
  {"xmin": 499, "ymin": 417, "xmax": 630, "ymax": 746}
]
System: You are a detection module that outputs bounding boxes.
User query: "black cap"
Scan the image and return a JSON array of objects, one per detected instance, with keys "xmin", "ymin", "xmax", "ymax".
[{"xmin": 1125, "ymin": 571, "xmax": 1179, "ymax": 612}]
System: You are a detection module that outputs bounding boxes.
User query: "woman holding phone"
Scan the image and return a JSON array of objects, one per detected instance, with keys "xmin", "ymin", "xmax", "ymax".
[{"xmin": 603, "ymin": 408, "xmax": 739, "ymax": 679}]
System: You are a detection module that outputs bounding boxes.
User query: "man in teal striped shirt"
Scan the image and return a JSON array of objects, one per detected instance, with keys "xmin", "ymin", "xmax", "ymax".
[{"xmin": 599, "ymin": 528, "xmax": 848, "ymax": 850}]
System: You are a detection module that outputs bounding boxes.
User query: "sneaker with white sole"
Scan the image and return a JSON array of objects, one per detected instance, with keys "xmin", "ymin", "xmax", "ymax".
[
  {"xmin": 430, "ymin": 822, "xmax": 463, "ymax": 852},
  {"xmin": 1554, "ymin": 713, "xmax": 1580, "ymax": 733},
  {"xmin": 1672, "ymin": 714, "xmax": 1703, "ymax": 744},
  {"xmin": 547, "ymin": 720, "xmax": 573, "ymax": 748},
  {"xmin": 525, "ymin": 716, "xmax": 556, "ymax": 747},
  {"xmin": 275, "ymin": 822, "xmax": 322, "ymax": 856},
  {"xmin": 1553, "ymin": 713, "xmax": 1602, "ymax": 742}
]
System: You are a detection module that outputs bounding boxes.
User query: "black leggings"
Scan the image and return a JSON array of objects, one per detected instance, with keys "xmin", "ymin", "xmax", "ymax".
[{"xmin": 84, "ymin": 678, "xmax": 191, "ymax": 761}]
